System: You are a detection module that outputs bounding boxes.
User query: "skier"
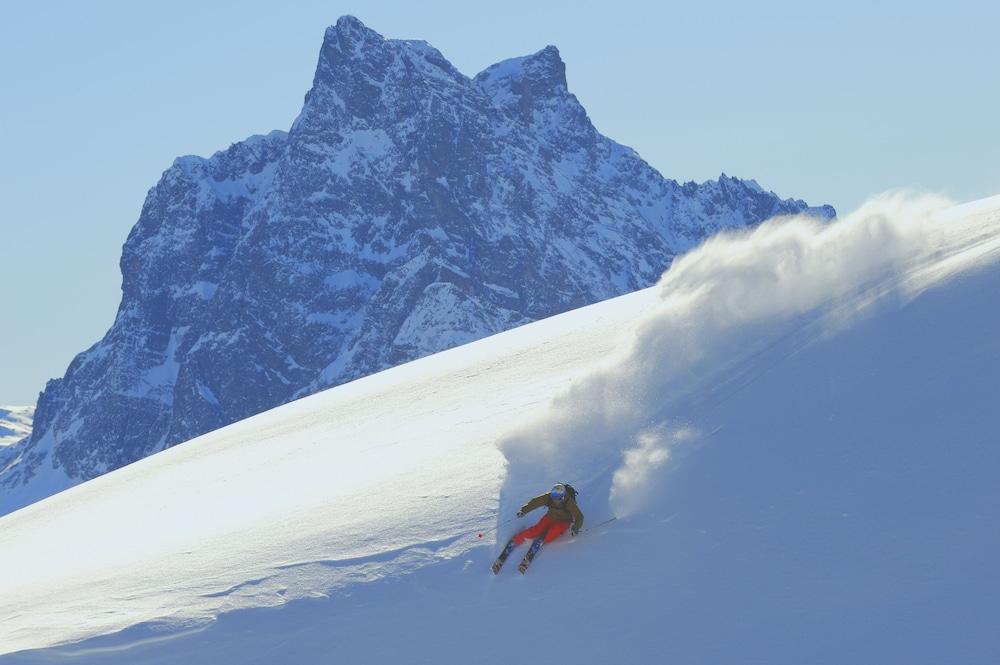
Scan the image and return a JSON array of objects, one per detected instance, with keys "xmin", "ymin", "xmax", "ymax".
[
  {"xmin": 513, "ymin": 483, "xmax": 584, "ymax": 544},
  {"xmin": 491, "ymin": 483, "xmax": 584, "ymax": 574}
]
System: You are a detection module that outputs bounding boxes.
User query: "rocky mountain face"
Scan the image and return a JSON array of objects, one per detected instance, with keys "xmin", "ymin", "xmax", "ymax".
[{"xmin": 0, "ymin": 16, "xmax": 833, "ymax": 514}]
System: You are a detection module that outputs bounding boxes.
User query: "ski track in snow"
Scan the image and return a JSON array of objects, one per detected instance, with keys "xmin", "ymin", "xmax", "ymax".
[{"xmin": 2, "ymin": 194, "xmax": 1000, "ymax": 663}]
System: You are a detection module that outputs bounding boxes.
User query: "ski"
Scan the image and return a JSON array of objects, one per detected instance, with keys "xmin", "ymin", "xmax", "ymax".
[
  {"xmin": 491, "ymin": 538, "xmax": 516, "ymax": 575},
  {"xmin": 518, "ymin": 536, "xmax": 545, "ymax": 574}
]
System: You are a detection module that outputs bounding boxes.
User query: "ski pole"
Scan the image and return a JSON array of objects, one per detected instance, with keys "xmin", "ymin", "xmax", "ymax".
[
  {"xmin": 477, "ymin": 517, "xmax": 515, "ymax": 539},
  {"xmin": 581, "ymin": 516, "xmax": 617, "ymax": 534}
]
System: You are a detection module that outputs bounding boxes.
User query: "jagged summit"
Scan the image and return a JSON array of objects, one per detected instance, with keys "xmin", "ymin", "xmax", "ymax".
[
  {"xmin": 302, "ymin": 16, "xmax": 470, "ymax": 130},
  {"xmin": 333, "ymin": 14, "xmax": 369, "ymax": 33},
  {"xmin": 0, "ymin": 18, "xmax": 833, "ymax": 515},
  {"xmin": 309, "ymin": 17, "xmax": 574, "ymax": 135},
  {"xmin": 475, "ymin": 45, "xmax": 567, "ymax": 91},
  {"xmin": 474, "ymin": 46, "xmax": 572, "ymax": 125},
  {"xmin": 320, "ymin": 15, "xmax": 386, "ymax": 54}
]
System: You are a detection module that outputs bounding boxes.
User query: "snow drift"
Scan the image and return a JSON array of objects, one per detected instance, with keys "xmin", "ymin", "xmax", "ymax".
[{"xmin": 2, "ymin": 194, "xmax": 999, "ymax": 664}]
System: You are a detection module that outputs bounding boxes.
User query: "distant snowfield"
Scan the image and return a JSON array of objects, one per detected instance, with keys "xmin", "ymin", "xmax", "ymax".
[
  {"xmin": 3, "ymin": 194, "xmax": 1000, "ymax": 664},
  {"xmin": 0, "ymin": 406, "xmax": 33, "ymax": 448}
]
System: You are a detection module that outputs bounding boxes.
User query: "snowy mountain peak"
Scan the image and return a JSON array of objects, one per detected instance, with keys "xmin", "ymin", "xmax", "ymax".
[
  {"xmin": 302, "ymin": 17, "xmax": 468, "ymax": 131},
  {"xmin": 319, "ymin": 16, "xmax": 463, "ymax": 83},
  {"xmin": 323, "ymin": 15, "xmax": 382, "ymax": 53},
  {"xmin": 475, "ymin": 45, "xmax": 567, "ymax": 90},
  {"xmin": 332, "ymin": 14, "xmax": 368, "ymax": 33},
  {"xmin": 474, "ymin": 46, "xmax": 572, "ymax": 115},
  {"xmin": 0, "ymin": 18, "xmax": 832, "ymax": 516}
]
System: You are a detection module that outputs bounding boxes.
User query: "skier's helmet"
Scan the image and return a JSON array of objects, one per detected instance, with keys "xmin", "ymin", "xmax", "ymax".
[{"xmin": 550, "ymin": 484, "xmax": 567, "ymax": 501}]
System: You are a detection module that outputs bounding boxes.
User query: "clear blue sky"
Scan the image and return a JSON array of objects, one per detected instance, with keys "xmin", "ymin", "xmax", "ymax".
[{"xmin": 2, "ymin": 0, "xmax": 998, "ymax": 404}]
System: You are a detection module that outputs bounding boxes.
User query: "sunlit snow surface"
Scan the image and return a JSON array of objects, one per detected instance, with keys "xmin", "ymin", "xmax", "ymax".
[{"xmin": 3, "ymin": 194, "xmax": 1000, "ymax": 664}]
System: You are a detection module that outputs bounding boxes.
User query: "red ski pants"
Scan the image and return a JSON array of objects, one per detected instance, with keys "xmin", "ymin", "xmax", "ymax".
[{"xmin": 513, "ymin": 514, "xmax": 571, "ymax": 545}]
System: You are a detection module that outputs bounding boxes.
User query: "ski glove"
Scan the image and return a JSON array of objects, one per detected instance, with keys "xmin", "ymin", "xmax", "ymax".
[
  {"xmin": 571, "ymin": 527, "xmax": 580, "ymax": 536},
  {"xmin": 516, "ymin": 510, "xmax": 525, "ymax": 518}
]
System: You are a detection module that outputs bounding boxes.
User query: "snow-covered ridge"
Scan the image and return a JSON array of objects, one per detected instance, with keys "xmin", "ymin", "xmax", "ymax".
[
  {"xmin": 2, "ymin": 193, "xmax": 998, "ymax": 662},
  {"xmin": 0, "ymin": 406, "xmax": 33, "ymax": 447}
]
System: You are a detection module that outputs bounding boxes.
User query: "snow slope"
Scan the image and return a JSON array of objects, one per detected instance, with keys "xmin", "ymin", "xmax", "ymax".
[
  {"xmin": 0, "ymin": 407, "xmax": 32, "ymax": 447},
  {"xmin": 2, "ymin": 194, "xmax": 999, "ymax": 664}
]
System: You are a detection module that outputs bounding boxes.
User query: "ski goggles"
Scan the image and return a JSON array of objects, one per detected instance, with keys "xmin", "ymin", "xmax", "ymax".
[{"xmin": 550, "ymin": 487, "xmax": 566, "ymax": 500}]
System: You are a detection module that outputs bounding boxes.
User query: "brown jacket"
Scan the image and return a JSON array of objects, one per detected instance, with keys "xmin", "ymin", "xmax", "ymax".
[{"xmin": 520, "ymin": 492, "xmax": 584, "ymax": 531}]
